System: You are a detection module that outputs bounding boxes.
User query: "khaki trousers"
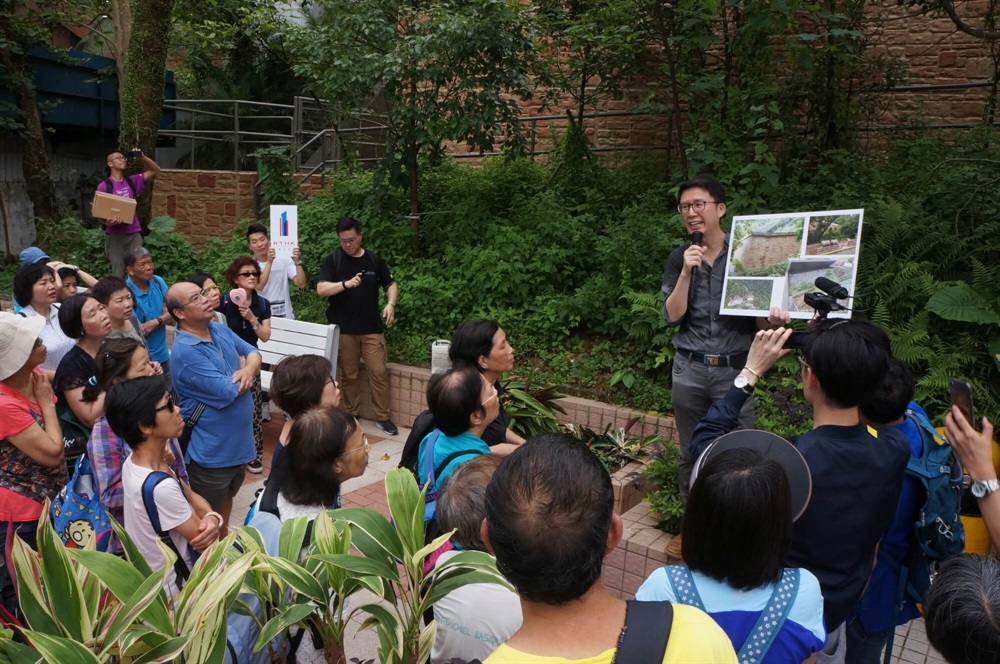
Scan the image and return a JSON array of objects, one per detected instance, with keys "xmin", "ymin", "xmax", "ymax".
[
  {"xmin": 338, "ymin": 333, "xmax": 391, "ymax": 420},
  {"xmin": 104, "ymin": 232, "xmax": 143, "ymax": 278}
]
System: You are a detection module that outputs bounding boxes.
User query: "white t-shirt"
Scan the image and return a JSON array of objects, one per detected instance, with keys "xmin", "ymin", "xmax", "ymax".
[
  {"xmin": 21, "ymin": 303, "xmax": 75, "ymax": 371},
  {"xmin": 122, "ymin": 457, "xmax": 194, "ymax": 595},
  {"xmin": 431, "ymin": 550, "xmax": 522, "ymax": 664},
  {"xmin": 256, "ymin": 256, "xmax": 297, "ymax": 319}
]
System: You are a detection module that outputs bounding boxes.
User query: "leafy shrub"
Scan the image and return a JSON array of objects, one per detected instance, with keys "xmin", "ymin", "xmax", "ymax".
[{"xmin": 644, "ymin": 445, "xmax": 684, "ymax": 535}]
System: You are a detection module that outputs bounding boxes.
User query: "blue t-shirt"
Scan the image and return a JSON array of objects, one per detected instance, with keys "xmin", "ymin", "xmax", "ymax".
[
  {"xmin": 170, "ymin": 323, "xmax": 258, "ymax": 468},
  {"xmin": 127, "ymin": 275, "xmax": 169, "ymax": 363},
  {"xmin": 637, "ymin": 567, "xmax": 826, "ymax": 664},
  {"xmin": 853, "ymin": 401, "xmax": 927, "ymax": 632},
  {"xmin": 417, "ymin": 430, "xmax": 490, "ymax": 489}
]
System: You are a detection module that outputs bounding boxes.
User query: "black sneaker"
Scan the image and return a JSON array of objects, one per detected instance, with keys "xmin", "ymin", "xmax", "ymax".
[
  {"xmin": 377, "ymin": 419, "xmax": 399, "ymax": 436},
  {"xmin": 247, "ymin": 457, "xmax": 263, "ymax": 474}
]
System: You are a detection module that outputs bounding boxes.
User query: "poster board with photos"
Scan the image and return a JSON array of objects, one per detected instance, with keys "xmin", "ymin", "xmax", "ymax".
[{"xmin": 720, "ymin": 208, "xmax": 864, "ymax": 319}]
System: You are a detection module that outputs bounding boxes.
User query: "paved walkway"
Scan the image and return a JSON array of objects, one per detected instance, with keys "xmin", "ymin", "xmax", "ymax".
[{"xmin": 237, "ymin": 412, "xmax": 947, "ymax": 663}]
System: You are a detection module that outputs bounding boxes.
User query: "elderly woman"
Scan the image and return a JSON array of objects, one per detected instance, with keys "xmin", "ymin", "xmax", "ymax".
[
  {"xmin": 0, "ymin": 312, "xmax": 66, "ymax": 617},
  {"xmin": 449, "ymin": 319, "xmax": 526, "ymax": 447},
  {"xmin": 91, "ymin": 276, "xmax": 145, "ymax": 345},
  {"xmin": 53, "ymin": 294, "xmax": 112, "ymax": 469},
  {"xmin": 219, "ymin": 256, "xmax": 272, "ymax": 474},
  {"xmin": 12, "ymin": 261, "xmax": 75, "ymax": 373},
  {"xmin": 268, "ymin": 354, "xmax": 341, "ymax": 468}
]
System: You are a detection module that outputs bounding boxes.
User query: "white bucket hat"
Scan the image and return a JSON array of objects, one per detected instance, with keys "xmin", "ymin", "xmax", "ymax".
[{"xmin": 0, "ymin": 311, "xmax": 47, "ymax": 381}]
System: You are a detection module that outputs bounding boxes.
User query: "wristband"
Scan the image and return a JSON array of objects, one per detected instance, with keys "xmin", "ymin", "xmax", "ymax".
[
  {"xmin": 206, "ymin": 511, "xmax": 225, "ymax": 528},
  {"xmin": 156, "ymin": 317, "xmax": 163, "ymax": 327},
  {"xmin": 341, "ymin": 281, "xmax": 347, "ymax": 290}
]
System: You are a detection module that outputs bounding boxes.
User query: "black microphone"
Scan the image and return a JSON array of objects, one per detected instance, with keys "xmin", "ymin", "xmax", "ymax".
[
  {"xmin": 815, "ymin": 276, "xmax": 849, "ymax": 300},
  {"xmin": 690, "ymin": 231, "xmax": 703, "ymax": 278}
]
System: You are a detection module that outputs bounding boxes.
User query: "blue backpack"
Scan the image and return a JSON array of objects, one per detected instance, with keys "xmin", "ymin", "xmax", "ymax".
[
  {"xmin": 50, "ymin": 456, "xmax": 113, "ymax": 552},
  {"xmin": 880, "ymin": 409, "xmax": 965, "ymax": 664}
]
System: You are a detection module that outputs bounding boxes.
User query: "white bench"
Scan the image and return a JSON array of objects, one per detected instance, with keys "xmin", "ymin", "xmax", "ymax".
[{"xmin": 258, "ymin": 317, "xmax": 340, "ymax": 392}]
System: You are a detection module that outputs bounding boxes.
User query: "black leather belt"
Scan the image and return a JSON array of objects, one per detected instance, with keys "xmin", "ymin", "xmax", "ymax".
[{"xmin": 677, "ymin": 349, "xmax": 748, "ymax": 367}]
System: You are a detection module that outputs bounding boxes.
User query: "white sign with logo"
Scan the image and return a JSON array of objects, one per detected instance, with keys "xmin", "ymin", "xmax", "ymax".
[{"xmin": 269, "ymin": 205, "xmax": 299, "ymax": 258}]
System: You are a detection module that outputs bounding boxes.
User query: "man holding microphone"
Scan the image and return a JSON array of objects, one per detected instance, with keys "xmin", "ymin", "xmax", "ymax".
[{"xmin": 661, "ymin": 174, "xmax": 788, "ymax": 558}]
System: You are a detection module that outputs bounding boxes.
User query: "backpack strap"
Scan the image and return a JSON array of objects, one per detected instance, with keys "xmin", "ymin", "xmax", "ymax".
[
  {"xmin": 141, "ymin": 471, "xmax": 191, "ymax": 589},
  {"xmin": 615, "ymin": 600, "xmax": 674, "ymax": 664},
  {"xmin": 434, "ymin": 450, "xmax": 483, "ymax": 481},
  {"xmin": 737, "ymin": 568, "xmax": 800, "ymax": 664},
  {"xmin": 665, "ymin": 565, "xmax": 707, "ymax": 612},
  {"xmin": 103, "ymin": 176, "xmax": 136, "ymax": 197}
]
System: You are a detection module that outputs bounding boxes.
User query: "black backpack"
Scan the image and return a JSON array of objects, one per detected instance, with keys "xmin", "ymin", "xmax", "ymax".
[
  {"xmin": 102, "ymin": 175, "xmax": 137, "ymax": 197},
  {"xmin": 399, "ymin": 409, "xmax": 437, "ymax": 480}
]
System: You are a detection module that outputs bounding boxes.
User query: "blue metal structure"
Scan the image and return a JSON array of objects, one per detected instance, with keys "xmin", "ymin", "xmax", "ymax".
[{"xmin": 0, "ymin": 48, "xmax": 175, "ymax": 133}]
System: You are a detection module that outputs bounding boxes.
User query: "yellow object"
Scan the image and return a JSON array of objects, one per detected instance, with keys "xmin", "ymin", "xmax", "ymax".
[
  {"xmin": 937, "ymin": 425, "xmax": 1000, "ymax": 555},
  {"xmin": 961, "ymin": 514, "xmax": 992, "ymax": 555}
]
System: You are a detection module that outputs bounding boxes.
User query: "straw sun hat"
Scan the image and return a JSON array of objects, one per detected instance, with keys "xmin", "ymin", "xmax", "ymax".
[{"xmin": 0, "ymin": 311, "xmax": 46, "ymax": 381}]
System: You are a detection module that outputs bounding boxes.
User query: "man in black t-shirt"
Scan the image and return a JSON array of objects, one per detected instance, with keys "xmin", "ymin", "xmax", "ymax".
[{"xmin": 316, "ymin": 217, "xmax": 400, "ymax": 435}]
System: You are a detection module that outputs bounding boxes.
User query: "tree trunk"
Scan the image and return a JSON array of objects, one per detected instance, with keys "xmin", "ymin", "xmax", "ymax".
[
  {"xmin": 119, "ymin": 0, "xmax": 175, "ymax": 230},
  {"xmin": 0, "ymin": 9, "xmax": 61, "ymax": 223},
  {"xmin": 322, "ymin": 637, "xmax": 347, "ymax": 664},
  {"xmin": 108, "ymin": 0, "xmax": 132, "ymax": 105}
]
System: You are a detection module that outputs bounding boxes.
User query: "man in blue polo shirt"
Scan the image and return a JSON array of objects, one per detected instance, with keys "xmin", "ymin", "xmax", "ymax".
[
  {"xmin": 125, "ymin": 247, "xmax": 174, "ymax": 388},
  {"xmin": 165, "ymin": 280, "xmax": 260, "ymax": 532}
]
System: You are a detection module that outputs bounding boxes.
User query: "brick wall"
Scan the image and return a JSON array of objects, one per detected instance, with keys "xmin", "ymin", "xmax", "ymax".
[
  {"xmin": 347, "ymin": 362, "xmax": 680, "ymax": 444},
  {"xmin": 739, "ymin": 234, "xmax": 802, "ymax": 272},
  {"xmin": 150, "ymin": 170, "xmax": 332, "ymax": 248}
]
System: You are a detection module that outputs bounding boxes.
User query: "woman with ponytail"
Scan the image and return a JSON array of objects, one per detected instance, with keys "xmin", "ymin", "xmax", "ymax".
[{"xmin": 86, "ymin": 338, "xmax": 191, "ymax": 553}]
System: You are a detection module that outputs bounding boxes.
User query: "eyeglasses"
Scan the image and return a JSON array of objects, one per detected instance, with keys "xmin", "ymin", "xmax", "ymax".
[
  {"xmin": 677, "ymin": 200, "xmax": 719, "ymax": 214},
  {"xmin": 155, "ymin": 394, "xmax": 176, "ymax": 413},
  {"xmin": 183, "ymin": 290, "xmax": 210, "ymax": 307},
  {"xmin": 238, "ymin": 271, "xmax": 261, "ymax": 278},
  {"xmin": 339, "ymin": 235, "xmax": 361, "ymax": 245},
  {"xmin": 327, "ymin": 377, "xmax": 341, "ymax": 390},
  {"xmin": 203, "ymin": 285, "xmax": 220, "ymax": 293},
  {"xmin": 797, "ymin": 355, "xmax": 810, "ymax": 371},
  {"xmin": 341, "ymin": 435, "xmax": 371, "ymax": 456}
]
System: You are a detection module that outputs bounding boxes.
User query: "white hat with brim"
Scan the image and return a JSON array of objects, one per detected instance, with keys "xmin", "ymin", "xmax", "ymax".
[{"xmin": 0, "ymin": 312, "xmax": 47, "ymax": 381}]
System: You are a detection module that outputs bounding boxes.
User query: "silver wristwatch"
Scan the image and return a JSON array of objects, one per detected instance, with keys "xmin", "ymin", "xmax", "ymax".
[
  {"xmin": 734, "ymin": 373, "xmax": 754, "ymax": 395},
  {"xmin": 971, "ymin": 478, "xmax": 1000, "ymax": 499}
]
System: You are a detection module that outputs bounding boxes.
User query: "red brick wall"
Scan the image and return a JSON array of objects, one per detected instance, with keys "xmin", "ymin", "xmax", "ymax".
[{"xmin": 150, "ymin": 170, "xmax": 331, "ymax": 248}]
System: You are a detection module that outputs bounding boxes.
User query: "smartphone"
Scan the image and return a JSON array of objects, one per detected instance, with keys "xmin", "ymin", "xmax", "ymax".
[{"xmin": 950, "ymin": 379, "xmax": 975, "ymax": 426}]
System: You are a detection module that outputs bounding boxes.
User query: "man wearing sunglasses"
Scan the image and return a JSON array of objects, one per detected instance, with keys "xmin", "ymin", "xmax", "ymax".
[
  {"xmin": 317, "ymin": 216, "xmax": 400, "ymax": 436},
  {"xmin": 661, "ymin": 174, "xmax": 790, "ymax": 560}
]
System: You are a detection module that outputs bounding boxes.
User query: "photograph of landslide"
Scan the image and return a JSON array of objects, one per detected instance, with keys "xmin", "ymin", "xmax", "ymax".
[{"xmin": 729, "ymin": 216, "xmax": 806, "ymax": 277}]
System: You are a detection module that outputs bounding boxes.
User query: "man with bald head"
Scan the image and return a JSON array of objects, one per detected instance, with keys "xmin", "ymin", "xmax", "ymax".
[{"xmin": 165, "ymin": 281, "xmax": 261, "ymax": 529}]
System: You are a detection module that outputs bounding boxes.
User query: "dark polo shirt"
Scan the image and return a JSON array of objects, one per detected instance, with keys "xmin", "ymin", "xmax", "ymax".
[{"xmin": 661, "ymin": 234, "xmax": 756, "ymax": 356}]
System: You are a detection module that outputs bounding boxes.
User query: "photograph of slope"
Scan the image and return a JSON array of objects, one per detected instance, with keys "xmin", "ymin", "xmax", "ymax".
[{"xmin": 729, "ymin": 216, "xmax": 806, "ymax": 277}]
